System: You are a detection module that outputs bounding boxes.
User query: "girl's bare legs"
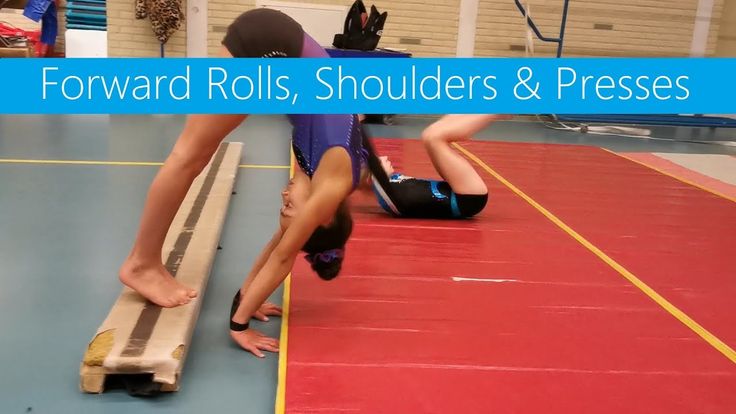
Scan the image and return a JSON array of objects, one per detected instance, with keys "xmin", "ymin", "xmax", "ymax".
[
  {"xmin": 119, "ymin": 114, "xmax": 247, "ymax": 307},
  {"xmin": 421, "ymin": 114, "xmax": 512, "ymax": 195}
]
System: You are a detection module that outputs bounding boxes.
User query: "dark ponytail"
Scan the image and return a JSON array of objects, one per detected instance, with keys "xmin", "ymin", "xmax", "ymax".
[{"xmin": 302, "ymin": 201, "xmax": 353, "ymax": 280}]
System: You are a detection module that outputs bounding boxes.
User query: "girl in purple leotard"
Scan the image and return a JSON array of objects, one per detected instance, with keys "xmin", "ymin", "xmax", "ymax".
[{"xmin": 118, "ymin": 8, "xmax": 367, "ymax": 357}]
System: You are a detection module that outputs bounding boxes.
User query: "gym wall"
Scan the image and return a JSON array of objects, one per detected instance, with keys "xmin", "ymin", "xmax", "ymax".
[
  {"xmin": 107, "ymin": 0, "xmax": 187, "ymax": 57},
  {"xmin": 1, "ymin": 8, "xmax": 42, "ymax": 31},
  {"xmin": 716, "ymin": 0, "xmax": 736, "ymax": 56},
  {"xmin": 105, "ymin": 0, "xmax": 728, "ymax": 58},
  {"xmin": 475, "ymin": 0, "xmax": 724, "ymax": 57},
  {"xmin": 205, "ymin": 0, "xmax": 460, "ymax": 57},
  {"xmin": 0, "ymin": 0, "xmax": 67, "ymax": 54},
  {"xmin": 104, "ymin": 0, "xmax": 460, "ymax": 57},
  {"xmin": 206, "ymin": 0, "xmax": 255, "ymax": 57}
]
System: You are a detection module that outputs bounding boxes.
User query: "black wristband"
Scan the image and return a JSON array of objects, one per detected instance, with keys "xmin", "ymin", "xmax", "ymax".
[
  {"xmin": 229, "ymin": 289, "xmax": 249, "ymax": 331},
  {"xmin": 230, "ymin": 290, "xmax": 241, "ymax": 319},
  {"xmin": 230, "ymin": 319, "xmax": 250, "ymax": 331}
]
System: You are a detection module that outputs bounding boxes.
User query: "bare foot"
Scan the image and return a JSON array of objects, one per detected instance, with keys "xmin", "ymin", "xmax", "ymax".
[{"xmin": 119, "ymin": 260, "xmax": 197, "ymax": 307}]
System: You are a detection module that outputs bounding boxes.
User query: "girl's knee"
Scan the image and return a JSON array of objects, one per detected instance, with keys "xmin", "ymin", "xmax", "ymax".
[
  {"xmin": 421, "ymin": 123, "xmax": 451, "ymax": 146},
  {"xmin": 169, "ymin": 143, "xmax": 218, "ymax": 177},
  {"xmin": 422, "ymin": 116, "xmax": 469, "ymax": 145}
]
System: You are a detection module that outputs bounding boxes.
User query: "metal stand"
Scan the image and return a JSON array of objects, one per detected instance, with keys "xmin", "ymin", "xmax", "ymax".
[
  {"xmin": 514, "ymin": 0, "xmax": 570, "ymax": 58},
  {"xmin": 514, "ymin": 0, "xmax": 736, "ymax": 128}
]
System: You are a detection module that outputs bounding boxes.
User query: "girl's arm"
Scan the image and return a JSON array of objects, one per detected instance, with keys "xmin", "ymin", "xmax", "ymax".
[
  {"xmin": 236, "ymin": 227, "xmax": 284, "ymax": 321},
  {"xmin": 239, "ymin": 228, "xmax": 283, "ymax": 292},
  {"xmin": 230, "ymin": 148, "xmax": 353, "ymax": 354}
]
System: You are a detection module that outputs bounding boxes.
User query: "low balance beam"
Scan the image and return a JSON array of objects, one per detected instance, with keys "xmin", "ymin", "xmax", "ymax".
[{"xmin": 80, "ymin": 142, "xmax": 243, "ymax": 394}]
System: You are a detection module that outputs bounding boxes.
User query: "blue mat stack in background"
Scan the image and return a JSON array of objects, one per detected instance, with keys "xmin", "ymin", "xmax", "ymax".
[{"xmin": 65, "ymin": 0, "xmax": 106, "ymax": 31}]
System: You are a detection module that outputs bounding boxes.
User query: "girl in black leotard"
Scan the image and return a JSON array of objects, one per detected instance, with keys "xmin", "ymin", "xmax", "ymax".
[{"xmin": 364, "ymin": 115, "xmax": 512, "ymax": 219}]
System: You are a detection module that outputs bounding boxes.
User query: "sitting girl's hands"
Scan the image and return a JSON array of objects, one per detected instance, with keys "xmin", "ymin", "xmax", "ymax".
[{"xmin": 379, "ymin": 156, "xmax": 394, "ymax": 175}]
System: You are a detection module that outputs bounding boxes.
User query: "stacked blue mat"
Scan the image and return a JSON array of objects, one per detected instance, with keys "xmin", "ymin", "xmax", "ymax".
[
  {"xmin": 555, "ymin": 115, "xmax": 736, "ymax": 128},
  {"xmin": 66, "ymin": 0, "xmax": 106, "ymax": 31}
]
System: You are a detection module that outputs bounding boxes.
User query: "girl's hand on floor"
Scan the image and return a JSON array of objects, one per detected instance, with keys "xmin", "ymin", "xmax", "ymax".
[
  {"xmin": 230, "ymin": 328, "xmax": 280, "ymax": 358},
  {"xmin": 253, "ymin": 302, "xmax": 283, "ymax": 322}
]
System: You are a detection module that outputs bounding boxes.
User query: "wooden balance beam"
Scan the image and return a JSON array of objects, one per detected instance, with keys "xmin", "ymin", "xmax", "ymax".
[{"xmin": 80, "ymin": 142, "xmax": 243, "ymax": 394}]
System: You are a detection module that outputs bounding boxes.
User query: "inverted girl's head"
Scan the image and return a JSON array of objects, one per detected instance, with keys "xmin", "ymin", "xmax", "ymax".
[
  {"xmin": 280, "ymin": 175, "xmax": 353, "ymax": 280},
  {"xmin": 301, "ymin": 202, "xmax": 352, "ymax": 280}
]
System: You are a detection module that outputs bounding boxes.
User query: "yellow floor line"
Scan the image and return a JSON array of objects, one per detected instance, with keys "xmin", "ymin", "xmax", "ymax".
[
  {"xmin": 0, "ymin": 158, "xmax": 289, "ymax": 169},
  {"xmin": 602, "ymin": 149, "xmax": 736, "ymax": 204},
  {"xmin": 0, "ymin": 159, "xmax": 163, "ymax": 166},
  {"xmin": 239, "ymin": 164, "xmax": 290, "ymax": 170},
  {"xmin": 454, "ymin": 142, "xmax": 736, "ymax": 365},
  {"xmin": 275, "ymin": 149, "xmax": 295, "ymax": 414},
  {"xmin": 275, "ymin": 275, "xmax": 291, "ymax": 414}
]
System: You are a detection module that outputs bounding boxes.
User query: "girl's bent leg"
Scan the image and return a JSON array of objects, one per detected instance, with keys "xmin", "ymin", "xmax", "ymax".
[
  {"xmin": 421, "ymin": 115, "xmax": 510, "ymax": 195},
  {"xmin": 119, "ymin": 114, "xmax": 248, "ymax": 307}
]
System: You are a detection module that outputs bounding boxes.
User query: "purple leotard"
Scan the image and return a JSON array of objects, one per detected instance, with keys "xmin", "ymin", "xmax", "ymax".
[
  {"xmin": 222, "ymin": 9, "xmax": 366, "ymax": 190},
  {"xmin": 288, "ymin": 112, "xmax": 364, "ymax": 190},
  {"xmin": 289, "ymin": 31, "xmax": 366, "ymax": 190}
]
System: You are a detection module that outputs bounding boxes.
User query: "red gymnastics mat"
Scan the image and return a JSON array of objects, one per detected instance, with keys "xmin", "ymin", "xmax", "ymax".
[{"xmin": 279, "ymin": 139, "xmax": 736, "ymax": 414}]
